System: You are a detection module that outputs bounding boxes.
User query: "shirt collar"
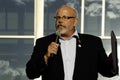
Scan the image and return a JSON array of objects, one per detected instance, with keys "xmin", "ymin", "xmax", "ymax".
[{"xmin": 72, "ymin": 30, "xmax": 79, "ymax": 37}]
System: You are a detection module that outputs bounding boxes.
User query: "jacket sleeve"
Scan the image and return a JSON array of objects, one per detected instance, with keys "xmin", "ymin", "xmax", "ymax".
[
  {"xmin": 97, "ymin": 37, "xmax": 118, "ymax": 77},
  {"xmin": 26, "ymin": 39, "xmax": 48, "ymax": 79}
]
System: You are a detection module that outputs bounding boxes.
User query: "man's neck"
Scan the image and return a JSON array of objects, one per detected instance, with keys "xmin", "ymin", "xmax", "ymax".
[{"xmin": 60, "ymin": 30, "xmax": 77, "ymax": 40}]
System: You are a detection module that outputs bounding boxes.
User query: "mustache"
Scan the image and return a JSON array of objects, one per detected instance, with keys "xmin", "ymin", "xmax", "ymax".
[{"xmin": 57, "ymin": 24, "xmax": 65, "ymax": 27}]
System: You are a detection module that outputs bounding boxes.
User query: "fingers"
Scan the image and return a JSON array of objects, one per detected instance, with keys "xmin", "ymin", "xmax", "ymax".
[{"xmin": 46, "ymin": 42, "xmax": 59, "ymax": 57}]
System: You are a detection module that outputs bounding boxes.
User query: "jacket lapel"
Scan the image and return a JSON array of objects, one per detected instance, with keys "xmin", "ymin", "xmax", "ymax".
[{"xmin": 73, "ymin": 34, "xmax": 82, "ymax": 79}]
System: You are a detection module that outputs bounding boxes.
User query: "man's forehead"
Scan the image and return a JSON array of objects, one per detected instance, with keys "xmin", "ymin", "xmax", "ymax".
[
  {"xmin": 57, "ymin": 6, "xmax": 75, "ymax": 15},
  {"xmin": 57, "ymin": 6, "xmax": 74, "ymax": 12}
]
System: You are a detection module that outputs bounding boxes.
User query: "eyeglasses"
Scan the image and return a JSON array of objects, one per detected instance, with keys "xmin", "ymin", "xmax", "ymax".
[{"xmin": 54, "ymin": 16, "xmax": 75, "ymax": 21}]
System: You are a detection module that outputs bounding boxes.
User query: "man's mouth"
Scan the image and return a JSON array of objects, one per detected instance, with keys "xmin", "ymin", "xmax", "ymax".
[
  {"xmin": 57, "ymin": 25, "xmax": 64, "ymax": 30},
  {"xmin": 57, "ymin": 24, "xmax": 63, "ymax": 27}
]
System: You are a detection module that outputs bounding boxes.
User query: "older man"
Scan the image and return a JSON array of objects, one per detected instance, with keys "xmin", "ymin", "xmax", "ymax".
[{"xmin": 26, "ymin": 5, "xmax": 118, "ymax": 80}]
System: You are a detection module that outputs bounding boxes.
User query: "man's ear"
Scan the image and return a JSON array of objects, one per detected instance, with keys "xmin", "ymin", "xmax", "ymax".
[{"xmin": 74, "ymin": 18, "xmax": 78, "ymax": 27}]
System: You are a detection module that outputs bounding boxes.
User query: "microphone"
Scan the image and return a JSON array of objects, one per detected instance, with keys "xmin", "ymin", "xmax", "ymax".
[
  {"xmin": 50, "ymin": 30, "xmax": 61, "ymax": 57},
  {"xmin": 55, "ymin": 30, "xmax": 61, "ymax": 43}
]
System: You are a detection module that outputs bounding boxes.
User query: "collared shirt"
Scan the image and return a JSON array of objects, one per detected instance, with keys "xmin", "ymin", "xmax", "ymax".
[{"xmin": 59, "ymin": 30, "xmax": 78, "ymax": 80}]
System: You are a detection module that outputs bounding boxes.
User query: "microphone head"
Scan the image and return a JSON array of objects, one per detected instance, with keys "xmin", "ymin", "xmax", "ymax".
[
  {"xmin": 56, "ymin": 30, "xmax": 61, "ymax": 36},
  {"xmin": 55, "ymin": 30, "xmax": 61, "ymax": 43}
]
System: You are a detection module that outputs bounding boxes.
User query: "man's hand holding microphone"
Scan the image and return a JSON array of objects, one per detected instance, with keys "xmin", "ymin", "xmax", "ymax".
[{"xmin": 44, "ymin": 30, "xmax": 60, "ymax": 63}]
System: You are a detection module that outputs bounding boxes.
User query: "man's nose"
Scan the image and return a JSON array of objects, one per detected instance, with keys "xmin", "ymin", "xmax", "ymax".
[{"xmin": 58, "ymin": 18, "xmax": 64, "ymax": 23}]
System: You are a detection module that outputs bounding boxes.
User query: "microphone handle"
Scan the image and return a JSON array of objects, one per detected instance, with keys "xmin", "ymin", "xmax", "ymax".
[
  {"xmin": 50, "ymin": 54, "xmax": 55, "ymax": 57},
  {"xmin": 55, "ymin": 34, "xmax": 59, "ymax": 43},
  {"xmin": 50, "ymin": 34, "xmax": 59, "ymax": 57}
]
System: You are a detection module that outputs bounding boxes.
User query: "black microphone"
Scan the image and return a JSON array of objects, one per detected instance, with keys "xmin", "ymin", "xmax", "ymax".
[
  {"xmin": 50, "ymin": 30, "xmax": 60, "ymax": 57},
  {"xmin": 55, "ymin": 30, "xmax": 60, "ymax": 43}
]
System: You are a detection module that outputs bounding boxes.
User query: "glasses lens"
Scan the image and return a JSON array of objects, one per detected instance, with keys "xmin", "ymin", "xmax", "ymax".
[{"xmin": 54, "ymin": 16, "xmax": 75, "ymax": 20}]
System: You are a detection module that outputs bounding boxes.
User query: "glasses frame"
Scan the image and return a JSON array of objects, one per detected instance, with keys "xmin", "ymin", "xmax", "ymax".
[{"xmin": 54, "ymin": 16, "xmax": 75, "ymax": 21}]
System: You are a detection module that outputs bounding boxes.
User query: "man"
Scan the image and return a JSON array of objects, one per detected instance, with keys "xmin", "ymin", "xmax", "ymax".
[{"xmin": 26, "ymin": 5, "xmax": 118, "ymax": 80}]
